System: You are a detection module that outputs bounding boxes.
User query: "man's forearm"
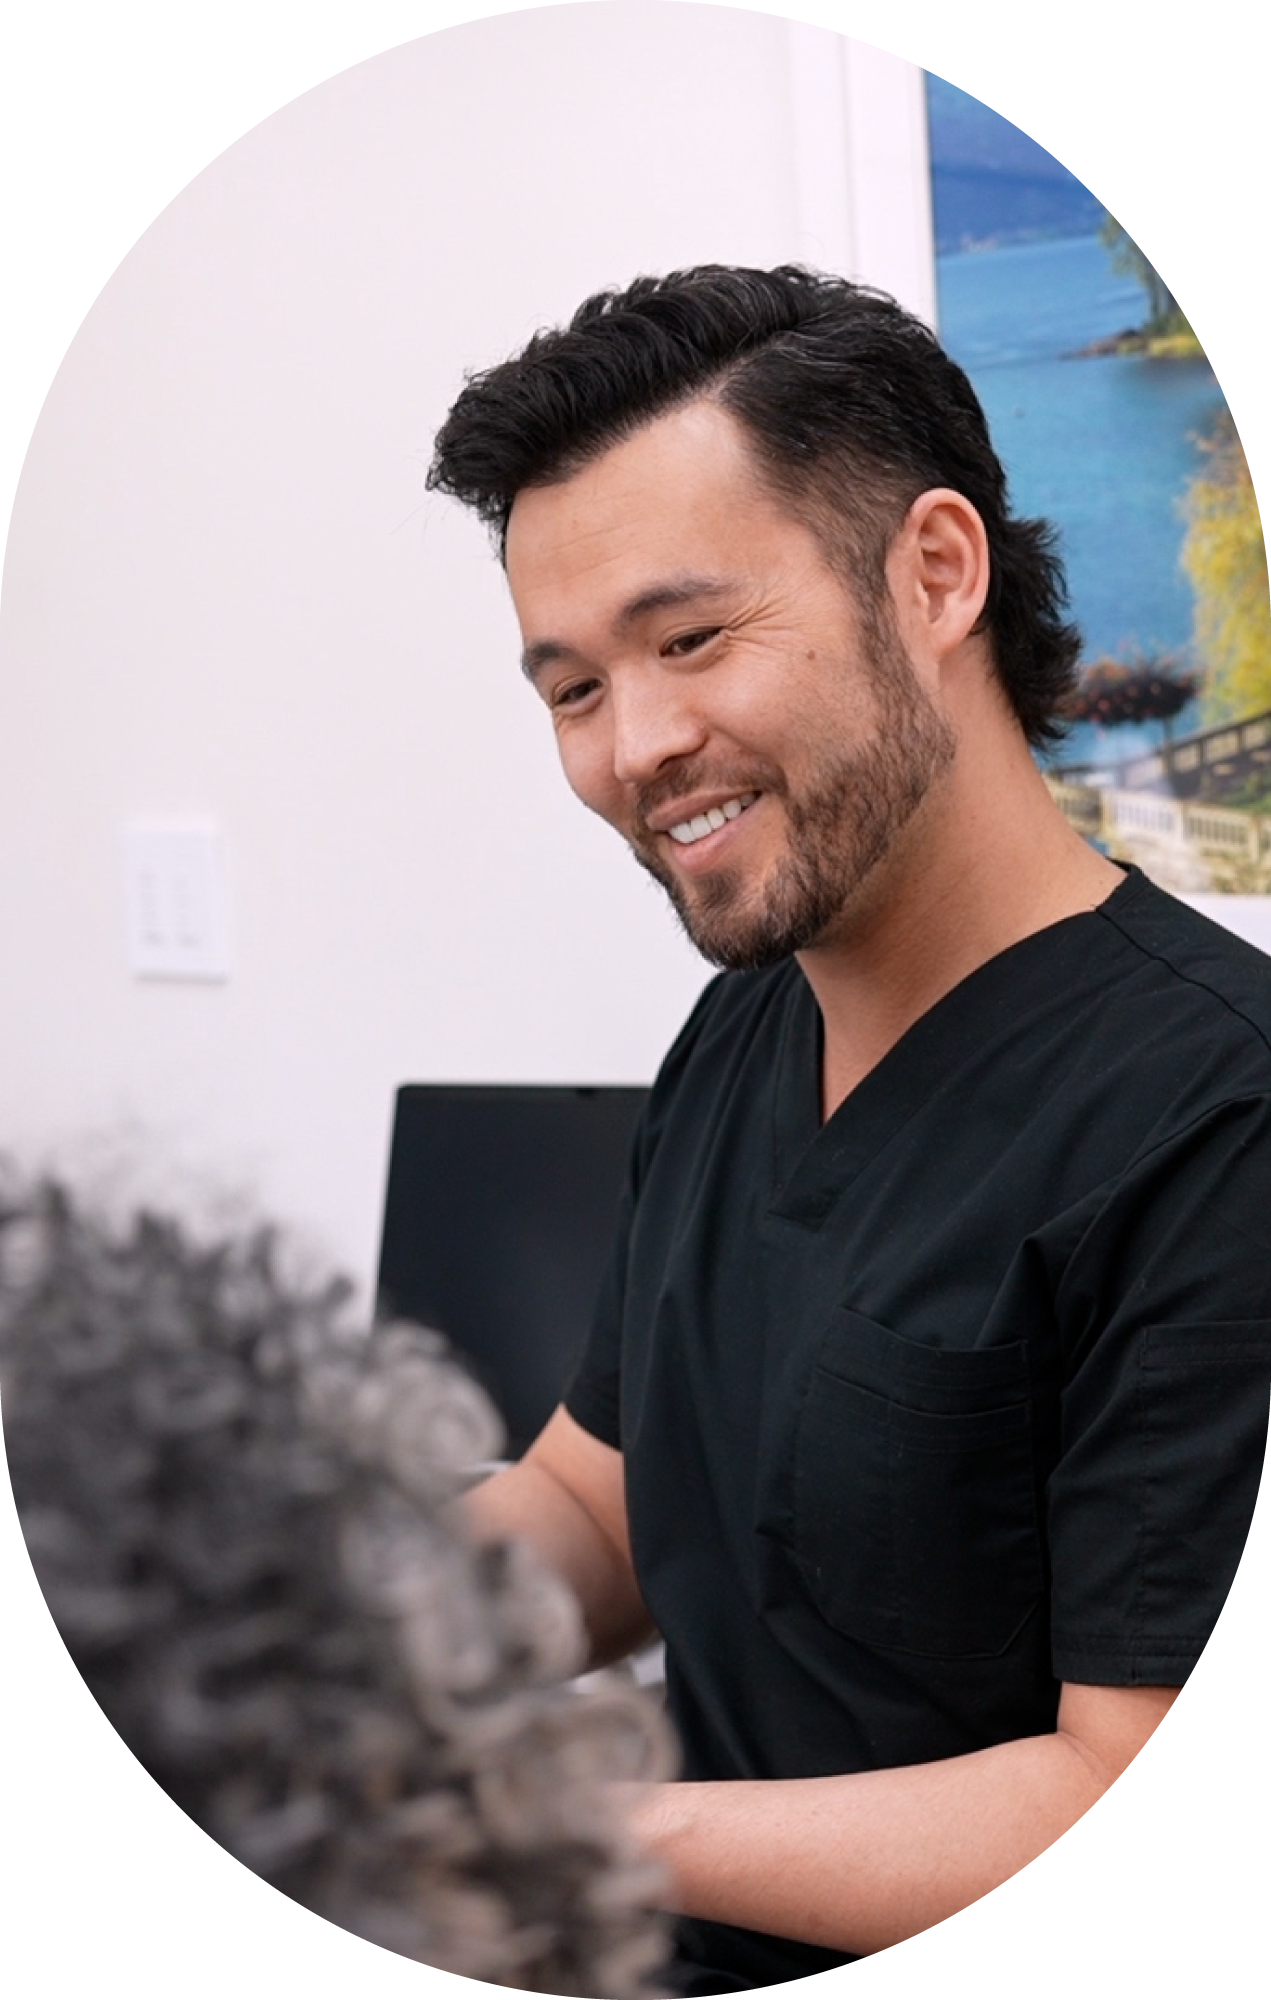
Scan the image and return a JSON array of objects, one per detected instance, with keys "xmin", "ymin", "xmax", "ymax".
[
  {"xmin": 633, "ymin": 1686, "xmax": 1176, "ymax": 1955},
  {"xmin": 464, "ymin": 1457, "xmax": 652, "ymax": 1665}
]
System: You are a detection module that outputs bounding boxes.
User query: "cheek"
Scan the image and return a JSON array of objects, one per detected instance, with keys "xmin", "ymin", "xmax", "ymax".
[{"xmin": 556, "ymin": 729, "xmax": 626, "ymax": 828}]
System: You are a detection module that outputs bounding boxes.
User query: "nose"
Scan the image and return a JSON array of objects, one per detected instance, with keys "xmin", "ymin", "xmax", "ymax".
[{"xmin": 609, "ymin": 667, "xmax": 708, "ymax": 788}]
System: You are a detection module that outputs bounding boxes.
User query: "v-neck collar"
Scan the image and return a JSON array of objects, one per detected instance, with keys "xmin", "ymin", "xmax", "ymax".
[{"xmin": 769, "ymin": 866, "xmax": 1147, "ymax": 1226}]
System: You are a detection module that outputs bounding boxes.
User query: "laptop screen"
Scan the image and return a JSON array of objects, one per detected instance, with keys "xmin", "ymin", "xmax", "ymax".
[{"xmin": 376, "ymin": 1083, "xmax": 648, "ymax": 1455}]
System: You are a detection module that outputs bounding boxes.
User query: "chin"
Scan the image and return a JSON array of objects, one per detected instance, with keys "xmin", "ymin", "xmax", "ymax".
[
  {"xmin": 632, "ymin": 839, "xmax": 842, "ymax": 970},
  {"xmin": 677, "ymin": 887, "xmax": 835, "ymax": 973}
]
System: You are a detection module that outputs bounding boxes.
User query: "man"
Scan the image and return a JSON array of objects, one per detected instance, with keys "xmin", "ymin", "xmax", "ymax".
[{"xmin": 427, "ymin": 266, "xmax": 1271, "ymax": 1990}]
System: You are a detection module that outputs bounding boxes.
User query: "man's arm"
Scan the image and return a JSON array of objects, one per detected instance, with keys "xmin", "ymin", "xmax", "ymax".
[
  {"xmin": 632, "ymin": 1679, "xmax": 1177, "ymax": 1954},
  {"xmin": 463, "ymin": 1402, "xmax": 657, "ymax": 1667},
  {"xmin": 474, "ymin": 1417, "xmax": 1176, "ymax": 1945}
]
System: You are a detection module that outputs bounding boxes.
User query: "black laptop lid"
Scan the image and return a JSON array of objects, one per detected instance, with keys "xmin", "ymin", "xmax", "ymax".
[{"xmin": 376, "ymin": 1084, "xmax": 648, "ymax": 1455}]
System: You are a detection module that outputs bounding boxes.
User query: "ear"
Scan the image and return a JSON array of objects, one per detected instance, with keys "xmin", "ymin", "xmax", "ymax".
[{"xmin": 887, "ymin": 488, "xmax": 990, "ymax": 664}]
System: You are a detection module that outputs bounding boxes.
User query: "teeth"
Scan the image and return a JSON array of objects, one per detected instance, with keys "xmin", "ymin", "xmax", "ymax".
[{"xmin": 668, "ymin": 793, "xmax": 757, "ymax": 846}]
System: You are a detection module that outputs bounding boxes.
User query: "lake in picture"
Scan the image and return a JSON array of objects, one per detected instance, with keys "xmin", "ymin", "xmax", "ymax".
[{"xmin": 934, "ymin": 233, "xmax": 1227, "ymax": 769}]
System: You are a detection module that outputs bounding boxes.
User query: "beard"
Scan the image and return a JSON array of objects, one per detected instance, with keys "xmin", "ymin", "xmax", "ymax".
[{"xmin": 627, "ymin": 612, "xmax": 956, "ymax": 973}]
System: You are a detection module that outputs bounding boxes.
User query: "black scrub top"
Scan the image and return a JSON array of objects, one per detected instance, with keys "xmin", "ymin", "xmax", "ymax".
[{"xmin": 566, "ymin": 868, "xmax": 1271, "ymax": 1991}]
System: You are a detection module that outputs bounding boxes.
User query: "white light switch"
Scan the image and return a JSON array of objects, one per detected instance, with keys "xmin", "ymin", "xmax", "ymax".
[{"xmin": 123, "ymin": 820, "xmax": 231, "ymax": 981}]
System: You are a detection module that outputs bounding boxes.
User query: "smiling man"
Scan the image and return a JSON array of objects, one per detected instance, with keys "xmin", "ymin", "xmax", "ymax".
[
  {"xmin": 428, "ymin": 267, "xmax": 1271, "ymax": 1991},
  {"xmin": 512, "ymin": 396, "xmax": 960, "ymax": 985}
]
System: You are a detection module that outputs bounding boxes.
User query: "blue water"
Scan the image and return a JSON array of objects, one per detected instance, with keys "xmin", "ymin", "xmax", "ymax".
[{"xmin": 936, "ymin": 236, "xmax": 1227, "ymax": 765}]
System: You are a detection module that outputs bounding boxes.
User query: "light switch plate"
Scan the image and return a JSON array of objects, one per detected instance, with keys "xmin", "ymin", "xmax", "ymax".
[{"xmin": 123, "ymin": 820, "xmax": 231, "ymax": 981}]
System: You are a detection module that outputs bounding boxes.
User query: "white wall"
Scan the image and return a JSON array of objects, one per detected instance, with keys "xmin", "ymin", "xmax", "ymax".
[{"xmin": 0, "ymin": 5, "xmax": 935, "ymax": 1293}]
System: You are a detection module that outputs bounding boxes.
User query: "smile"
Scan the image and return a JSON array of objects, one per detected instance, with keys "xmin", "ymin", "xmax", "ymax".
[{"xmin": 668, "ymin": 793, "xmax": 759, "ymax": 847}]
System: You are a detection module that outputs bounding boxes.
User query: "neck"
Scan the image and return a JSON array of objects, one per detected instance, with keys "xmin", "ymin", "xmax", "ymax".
[{"xmin": 798, "ymin": 717, "xmax": 1124, "ymax": 1122}]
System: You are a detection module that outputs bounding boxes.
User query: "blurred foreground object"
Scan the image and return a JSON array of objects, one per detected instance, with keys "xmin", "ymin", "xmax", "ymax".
[{"xmin": 0, "ymin": 1168, "xmax": 672, "ymax": 1996}]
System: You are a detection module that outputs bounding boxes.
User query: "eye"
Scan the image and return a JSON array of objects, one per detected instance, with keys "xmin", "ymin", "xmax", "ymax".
[
  {"xmin": 548, "ymin": 677, "xmax": 601, "ymax": 713},
  {"xmin": 663, "ymin": 627, "xmax": 722, "ymax": 658}
]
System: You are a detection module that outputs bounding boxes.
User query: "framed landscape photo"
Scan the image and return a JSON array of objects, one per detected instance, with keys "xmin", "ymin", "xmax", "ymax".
[{"xmin": 927, "ymin": 71, "xmax": 1271, "ymax": 899}]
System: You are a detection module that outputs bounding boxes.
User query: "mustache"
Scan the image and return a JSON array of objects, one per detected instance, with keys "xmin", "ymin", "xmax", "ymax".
[{"xmin": 632, "ymin": 757, "xmax": 786, "ymax": 836}]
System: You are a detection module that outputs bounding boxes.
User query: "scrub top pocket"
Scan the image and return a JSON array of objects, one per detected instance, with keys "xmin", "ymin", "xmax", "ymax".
[{"xmin": 790, "ymin": 1310, "xmax": 1044, "ymax": 1659}]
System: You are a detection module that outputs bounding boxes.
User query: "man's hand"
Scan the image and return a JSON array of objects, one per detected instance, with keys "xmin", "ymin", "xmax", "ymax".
[
  {"xmin": 628, "ymin": 1680, "xmax": 1178, "ymax": 1955},
  {"xmin": 463, "ymin": 1403, "xmax": 656, "ymax": 1668}
]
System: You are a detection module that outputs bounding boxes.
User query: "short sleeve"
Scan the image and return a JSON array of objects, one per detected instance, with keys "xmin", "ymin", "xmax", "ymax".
[
  {"xmin": 563, "ymin": 972, "xmax": 732, "ymax": 1451},
  {"xmin": 1048, "ymin": 1093, "xmax": 1271, "ymax": 1685},
  {"xmin": 562, "ymin": 1171, "xmax": 633, "ymax": 1450}
]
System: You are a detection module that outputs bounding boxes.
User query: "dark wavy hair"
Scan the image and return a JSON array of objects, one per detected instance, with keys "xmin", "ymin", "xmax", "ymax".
[
  {"xmin": 0, "ymin": 1171, "xmax": 672, "ymax": 1996},
  {"xmin": 428, "ymin": 263, "xmax": 1081, "ymax": 747}
]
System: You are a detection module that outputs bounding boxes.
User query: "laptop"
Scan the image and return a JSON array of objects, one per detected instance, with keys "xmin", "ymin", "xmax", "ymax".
[{"xmin": 376, "ymin": 1083, "xmax": 649, "ymax": 1456}]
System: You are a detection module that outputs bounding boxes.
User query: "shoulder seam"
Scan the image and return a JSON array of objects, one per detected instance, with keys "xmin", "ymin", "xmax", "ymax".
[{"xmin": 1096, "ymin": 899, "xmax": 1271, "ymax": 1062}]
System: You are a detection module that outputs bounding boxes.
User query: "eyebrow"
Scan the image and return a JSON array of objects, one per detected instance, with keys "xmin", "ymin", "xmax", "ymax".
[{"xmin": 520, "ymin": 573, "xmax": 735, "ymax": 682}]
